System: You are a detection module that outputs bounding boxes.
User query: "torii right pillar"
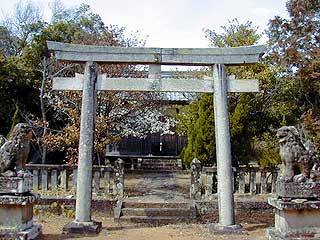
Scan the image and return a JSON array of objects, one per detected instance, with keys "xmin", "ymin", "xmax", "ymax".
[{"xmin": 211, "ymin": 64, "xmax": 244, "ymax": 233}]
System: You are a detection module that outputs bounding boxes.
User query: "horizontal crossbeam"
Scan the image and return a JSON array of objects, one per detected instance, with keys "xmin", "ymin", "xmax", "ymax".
[
  {"xmin": 53, "ymin": 75, "xmax": 259, "ymax": 93},
  {"xmin": 47, "ymin": 41, "xmax": 266, "ymax": 66}
]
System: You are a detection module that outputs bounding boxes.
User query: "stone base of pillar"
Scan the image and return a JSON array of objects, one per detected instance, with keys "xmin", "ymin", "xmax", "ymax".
[
  {"xmin": 208, "ymin": 223, "xmax": 246, "ymax": 234},
  {"xmin": 63, "ymin": 220, "xmax": 102, "ymax": 234}
]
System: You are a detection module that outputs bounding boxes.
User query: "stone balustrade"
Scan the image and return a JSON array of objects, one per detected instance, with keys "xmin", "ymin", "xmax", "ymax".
[
  {"xmin": 27, "ymin": 163, "xmax": 279, "ymax": 200},
  {"xmin": 26, "ymin": 164, "xmax": 115, "ymax": 195},
  {"xmin": 190, "ymin": 162, "xmax": 279, "ymax": 200}
]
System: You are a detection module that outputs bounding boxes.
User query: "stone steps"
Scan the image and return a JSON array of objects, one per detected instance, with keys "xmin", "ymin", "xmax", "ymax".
[
  {"xmin": 142, "ymin": 159, "xmax": 178, "ymax": 164},
  {"xmin": 141, "ymin": 162, "xmax": 177, "ymax": 166},
  {"xmin": 141, "ymin": 163, "xmax": 177, "ymax": 166},
  {"xmin": 122, "ymin": 201, "xmax": 190, "ymax": 208},
  {"xmin": 116, "ymin": 201, "xmax": 196, "ymax": 226},
  {"xmin": 117, "ymin": 216, "xmax": 190, "ymax": 225},
  {"xmin": 121, "ymin": 208, "xmax": 192, "ymax": 217},
  {"xmin": 139, "ymin": 158, "xmax": 182, "ymax": 170},
  {"xmin": 141, "ymin": 165, "xmax": 178, "ymax": 170}
]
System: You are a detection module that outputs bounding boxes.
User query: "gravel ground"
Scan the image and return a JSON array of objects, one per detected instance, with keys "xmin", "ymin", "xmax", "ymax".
[
  {"xmin": 34, "ymin": 172, "xmax": 271, "ymax": 239},
  {"xmin": 36, "ymin": 213, "xmax": 268, "ymax": 240}
]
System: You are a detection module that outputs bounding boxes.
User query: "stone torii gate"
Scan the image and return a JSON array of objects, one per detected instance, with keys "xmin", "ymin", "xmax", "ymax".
[{"xmin": 47, "ymin": 41, "xmax": 265, "ymax": 234}]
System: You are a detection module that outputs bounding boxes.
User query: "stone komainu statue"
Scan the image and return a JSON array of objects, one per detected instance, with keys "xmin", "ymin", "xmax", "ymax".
[
  {"xmin": 0, "ymin": 123, "xmax": 33, "ymax": 177},
  {"xmin": 277, "ymin": 126, "xmax": 320, "ymax": 182}
]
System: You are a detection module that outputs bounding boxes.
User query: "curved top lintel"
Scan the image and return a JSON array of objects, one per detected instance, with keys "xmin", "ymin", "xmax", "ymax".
[{"xmin": 47, "ymin": 41, "xmax": 266, "ymax": 66}]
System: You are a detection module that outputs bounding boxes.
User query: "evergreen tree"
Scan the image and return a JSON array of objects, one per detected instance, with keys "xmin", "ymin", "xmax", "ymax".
[
  {"xmin": 180, "ymin": 19, "xmax": 281, "ymax": 166},
  {"xmin": 181, "ymin": 94, "xmax": 215, "ymax": 165}
]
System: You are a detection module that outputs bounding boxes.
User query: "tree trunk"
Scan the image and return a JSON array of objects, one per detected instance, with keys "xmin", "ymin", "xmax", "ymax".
[{"xmin": 40, "ymin": 56, "xmax": 47, "ymax": 164}]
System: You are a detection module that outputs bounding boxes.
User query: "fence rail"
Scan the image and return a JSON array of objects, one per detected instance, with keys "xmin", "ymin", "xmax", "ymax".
[
  {"xmin": 190, "ymin": 159, "xmax": 279, "ymax": 200},
  {"xmin": 26, "ymin": 164, "xmax": 114, "ymax": 194},
  {"xmin": 201, "ymin": 166, "xmax": 279, "ymax": 199},
  {"xmin": 27, "ymin": 163, "xmax": 279, "ymax": 199}
]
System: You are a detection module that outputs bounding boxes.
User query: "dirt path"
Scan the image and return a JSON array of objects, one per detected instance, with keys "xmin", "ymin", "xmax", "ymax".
[
  {"xmin": 34, "ymin": 172, "xmax": 270, "ymax": 239},
  {"xmin": 126, "ymin": 172, "xmax": 188, "ymax": 202},
  {"xmin": 36, "ymin": 214, "xmax": 267, "ymax": 240}
]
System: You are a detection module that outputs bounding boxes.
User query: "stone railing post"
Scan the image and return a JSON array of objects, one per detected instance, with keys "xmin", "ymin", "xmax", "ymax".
[
  {"xmin": 205, "ymin": 171, "xmax": 214, "ymax": 200},
  {"xmin": 51, "ymin": 169, "xmax": 58, "ymax": 191},
  {"xmin": 190, "ymin": 158, "xmax": 202, "ymax": 200},
  {"xmin": 260, "ymin": 170, "xmax": 267, "ymax": 194},
  {"xmin": 72, "ymin": 168, "xmax": 78, "ymax": 189},
  {"xmin": 41, "ymin": 169, "xmax": 48, "ymax": 191},
  {"xmin": 114, "ymin": 158, "xmax": 124, "ymax": 198},
  {"xmin": 177, "ymin": 159, "xmax": 183, "ymax": 169},
  {"xmin": 32, "ymin": 169, "xmax": 39, "ymax": 190},
  {"xmin": 249, "ymin": 169, "xmax": 257, "ymax": 195},
  {"xmin": 137, "ymin": 158, "xmax": 142, "ymax": 169},
  {"xmin": 104, "ymin": 169, "xmax": 110, "ymax": 194},
  {"xmin": 238, "ymin": 170, "xmax": 245, "ymax": 194},
  {"xmin": 271, "ymin": 170, "xmax": 278, "ymax": 194}
]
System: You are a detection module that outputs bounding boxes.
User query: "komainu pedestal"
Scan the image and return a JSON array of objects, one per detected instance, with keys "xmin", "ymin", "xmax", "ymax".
[
  {"xmin": 0, "ymin": 174, "xmax": 41, "ymax": 240},
  {"xmin": 0, "ymin": 174, "xmax": 32, "ymax": 194},
  {"xmin": 268, "ymin": 126, "xmax": 320, "ymax": 239},
  {"xmin": 268, "ymin": 194, "xmax": 320, "ymax": 239}
]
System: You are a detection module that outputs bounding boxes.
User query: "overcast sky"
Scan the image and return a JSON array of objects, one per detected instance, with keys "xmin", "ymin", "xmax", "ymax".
[{"xmin": 1, "ymin": 0, "xmax": 289, "ymax": 48}]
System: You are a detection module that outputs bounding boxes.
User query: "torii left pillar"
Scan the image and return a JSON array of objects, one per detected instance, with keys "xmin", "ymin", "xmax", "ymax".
[{"xmin": 63, "ymin": 62, "xmax": 102, "ymax": 234}]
